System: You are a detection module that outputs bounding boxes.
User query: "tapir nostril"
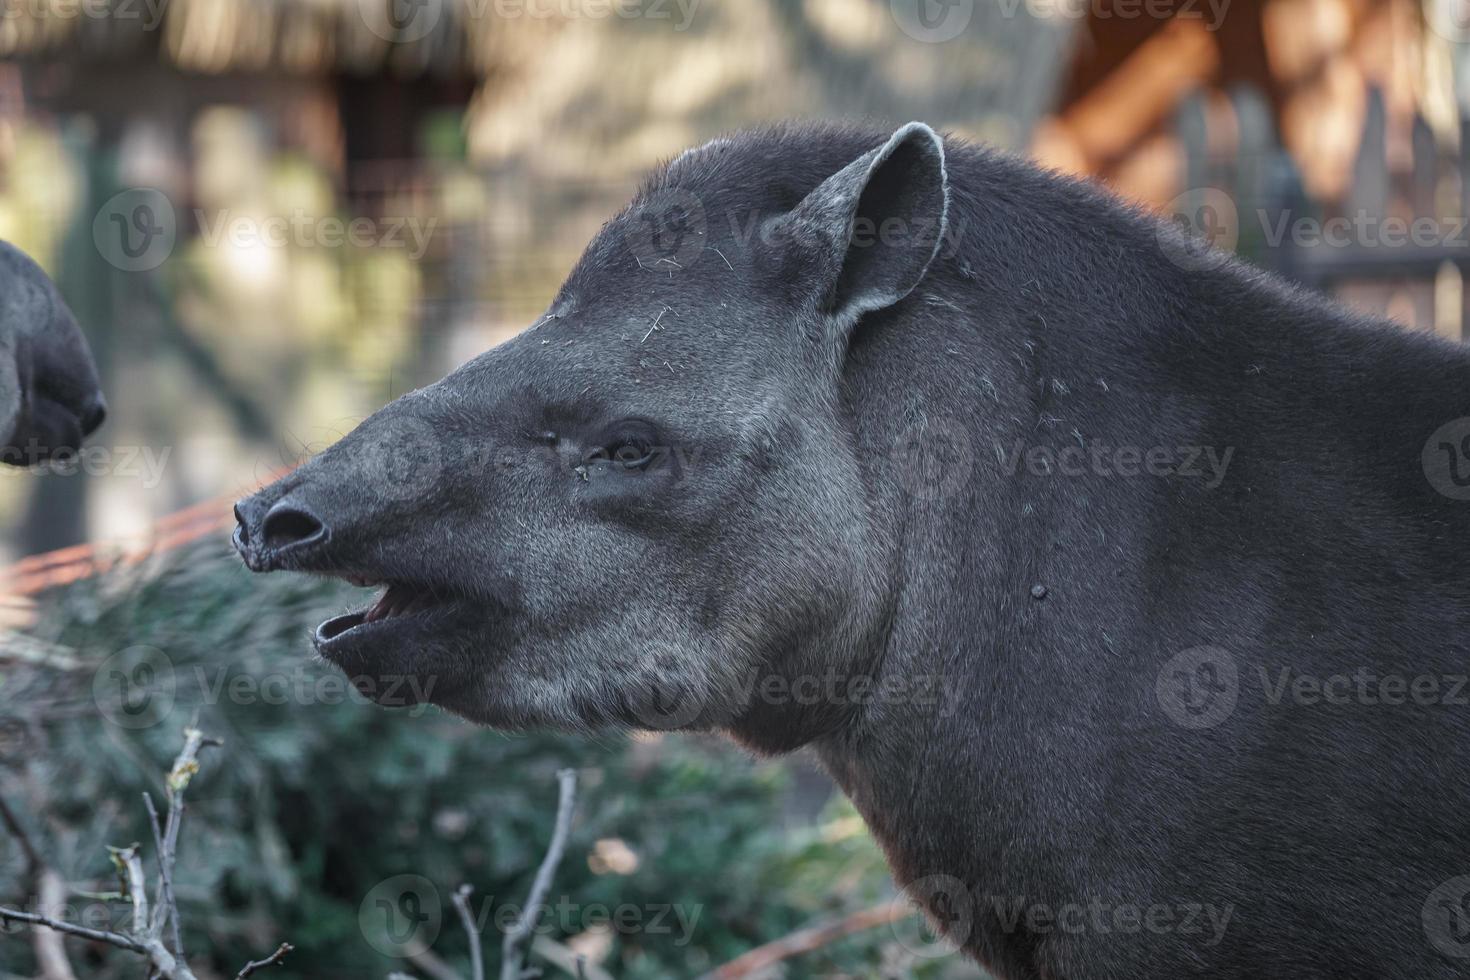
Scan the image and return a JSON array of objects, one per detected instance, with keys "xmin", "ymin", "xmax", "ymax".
[
  {"xmin": 233, "ymin": 503, "xmax": 250, "ymax": 545},
  {"xmin": 261, "ymin": 504, "xmax": 327, "ymax": 551}
]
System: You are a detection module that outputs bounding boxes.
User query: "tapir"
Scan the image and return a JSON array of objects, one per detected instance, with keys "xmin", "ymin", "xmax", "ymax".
[
  {"xmin": 0, "ymin": 241, "xmax": 106, "ymax": 465},
  {"xmin": 234, "ymin": 122, "xmax": 1470, "ymax": 979}
]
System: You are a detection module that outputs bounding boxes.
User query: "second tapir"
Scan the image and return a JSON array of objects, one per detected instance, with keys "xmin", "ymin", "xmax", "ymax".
[
  {"xmin": 0, "ymin": 241, "xmax": 106, "ymax": 466},
  {"xmin": 234, "ymin": 122, "xmax": 1470, "ymax": 979}
]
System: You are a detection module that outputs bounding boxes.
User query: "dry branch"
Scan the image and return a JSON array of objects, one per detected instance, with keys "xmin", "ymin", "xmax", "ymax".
[
  {"xmin": 500, "ymin": 768, "xmax": 578, "ymax": 980},
  {"xmin": 143, "ymin": 792, "xmax": 179, "ymax": 953},
  {"xmin": 453, "ymin": 885, "xmax": 485, "ymax": 980},
  {"xmin": 393, "ymin": 770, "xmax": 581, "ymax": 980},
  {"xmin": 1, "ymin": 789, "xmax": 77, "ymax": 980},
  {"xmin": 235, "ymin": 941, "xmax": 294, "ymax": 978},
  {"xmin": 0, "ymin": 726, "xmax": 292, "ymax": 979},
  {"xmin": 0, "ymin": 905, "xmax": 149, "ymax": 953},
  {"xmin": 530, "ymin": 935, "xmax": 614, "ymax": 980},
  {"xmin": 701, "ymin": 902, "xmax": 913, "ymax": 979},
  {"xmin": 33, "ymin": 868, "xmax": 78, "ymax": 980}
]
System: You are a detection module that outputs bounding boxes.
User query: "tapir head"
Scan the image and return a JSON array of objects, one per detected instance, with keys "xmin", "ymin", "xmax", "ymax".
[
  {"xmin": 234, "ymin": 123, "xmax": 950, "ymax": 745},
  {"xmin": 0, "ymin": 242, "xmax": 107, "ymax": 465}
]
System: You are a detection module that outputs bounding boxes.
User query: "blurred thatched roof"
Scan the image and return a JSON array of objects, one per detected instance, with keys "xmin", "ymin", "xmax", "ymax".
[
  {"xmin": 464, "ymin": 0, "xmax": 1074, "ymax": 176},
  {"xmin": 1, "ymin": 0, "xmax": 1074, "ymax": 161},
  {"xmin": 0, "ymin": 0, "xmax": 527, "ymax": 76}
]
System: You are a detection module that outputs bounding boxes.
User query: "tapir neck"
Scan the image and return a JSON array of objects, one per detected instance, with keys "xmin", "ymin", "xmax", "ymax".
[
  {"xmin": 810, "ymin": 160, "xmax": 1470, "ymax": 974},
  {"xmin": 811, "ymin": 271, "xmax": 1030, "ymax": 901}
]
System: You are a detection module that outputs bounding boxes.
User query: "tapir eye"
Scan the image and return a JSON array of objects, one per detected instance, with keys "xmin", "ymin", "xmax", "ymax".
[
  {"xmin": 610, "ymin": 439, "xmax": 654, "ymax": 469},
  {"xmin": 587, "ymin": 420, "xmax": 662, "ymax": 473}
]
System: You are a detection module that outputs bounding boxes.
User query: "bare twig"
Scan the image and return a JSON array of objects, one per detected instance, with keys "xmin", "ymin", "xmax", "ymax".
[
  {"xmin": 143, "ymin": 793, "xmax": 174, "ymax": 944},
  {"xmin": 158, "ymin": 727, "xmax": 221, "ymax": 955},
  {"xmin": 234, "ymin": 941, "xmax": 294, "ymax": 978},
  {"xmin": 0, "ymin": 905, "xmax": 148, "ymax": 953},
  {"xmin": 108, "ymin": 844, "xmax": 148, "ymax": 938},
  {"xmin": 452, "ymin": 884, "xmax": 484, "ymax": 980},
  {"xmin": 499, "ymin": 769, "xmax": 577, "ymax": 980},
  {"xmin": 407, "ymin": 947, "xmax": 464, "ymax": 980},
  {"xmin": 34, "ymin": 868, "xmax": 79, "ymax": 980},
  {"xmin": 3, "ymin": 893, "xmax": 192, "ymax": 978},
  {"xmin": 529, "ymin": 936, "xmax": 614, "ymax": 980},
  {"xmin": 0, "ymin": 727, "xmax": 285, "ymax": 980},
  {"xmin": 1, "ymin": 791, "xmax": 79, "ymax": 979},
  {"xmin": 0, "ymin": 630, "xmax": 80, "ymax": 670},
  {"xmin": 167, "ymin": 728, "xmax": 222, "ymax": 798},
  {"xmin": 700, "ymin": 902, "xmax": 913, "ymax": 979},
  {"xmin": 110, "ymin": 841, "xmax": 196, "ymax": 979}
]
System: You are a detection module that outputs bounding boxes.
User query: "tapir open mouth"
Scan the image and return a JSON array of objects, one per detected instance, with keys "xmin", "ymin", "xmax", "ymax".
[{"xmin": 314, "ymin": 579, "xmax": 464, "ymax": 650}]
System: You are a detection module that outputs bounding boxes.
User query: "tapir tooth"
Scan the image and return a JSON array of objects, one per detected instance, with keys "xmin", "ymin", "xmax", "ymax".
[{"xmin": 365, "ymin": 590, "xmax": 391, "ymax": 623}]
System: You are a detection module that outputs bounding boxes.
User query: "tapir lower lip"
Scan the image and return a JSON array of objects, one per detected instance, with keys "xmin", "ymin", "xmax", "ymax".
[
  {"xmin": 316, "ymin": 611, "xmax": 368, "ymax": 644},
  {"xmin": 308, "ymin": 576, "xmax": 512, "ymax": 660},
  {"xmin": 313, "ymin": 607, "xmax": 434, "ymax": 650},
  {"xmin": 312, "ymin": 592, "xmax": 463, "ymax": 654}
]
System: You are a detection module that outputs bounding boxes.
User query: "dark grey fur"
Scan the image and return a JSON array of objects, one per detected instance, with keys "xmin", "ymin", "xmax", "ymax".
[
  {"xmin": 235, "ymin": 122, "xmax": 1470, "ymax": 979},
  {"xmin": 0, "ymin": 241, "xmax": 106, "ymax": 464}
]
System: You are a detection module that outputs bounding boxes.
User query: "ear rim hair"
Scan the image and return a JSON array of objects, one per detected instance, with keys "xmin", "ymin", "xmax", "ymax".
[{"xmin": 773, "ymin": 121, "xmax": 951, "ymax": 350}]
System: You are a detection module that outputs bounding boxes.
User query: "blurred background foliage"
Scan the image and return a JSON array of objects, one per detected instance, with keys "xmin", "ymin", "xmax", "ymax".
[{"xmin": 1, "ymin": 542, "xmax": 983, "ymax": 978}]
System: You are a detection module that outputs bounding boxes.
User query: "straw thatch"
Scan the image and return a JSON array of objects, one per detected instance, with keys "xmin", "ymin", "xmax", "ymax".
[{"xmin": 0, "ymin": 0, "xmax": 522, "ymax": 76}]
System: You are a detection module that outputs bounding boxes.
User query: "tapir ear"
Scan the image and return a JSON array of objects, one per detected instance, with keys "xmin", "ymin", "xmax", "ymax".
[{"xmin": 776, "ymin": 122, "xmax": 949, "ymax": 339}]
